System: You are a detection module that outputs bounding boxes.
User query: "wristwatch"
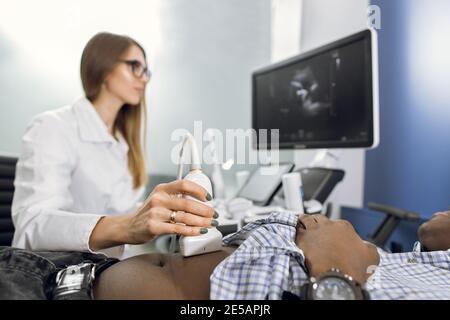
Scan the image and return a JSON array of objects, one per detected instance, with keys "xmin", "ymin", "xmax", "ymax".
[{"xmin": 300, "ymin": 268, "xmax": 370, "ymax": 300}]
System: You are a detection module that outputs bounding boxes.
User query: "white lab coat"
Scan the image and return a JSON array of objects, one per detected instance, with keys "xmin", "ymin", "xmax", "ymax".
[{"xmin": 11, "ymin": 97, "xmax": 145, "ymax": 258}]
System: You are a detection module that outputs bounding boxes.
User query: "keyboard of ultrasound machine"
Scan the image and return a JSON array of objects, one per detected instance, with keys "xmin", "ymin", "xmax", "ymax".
[
  {"xmin": 216, "ymin": 201, "xmax": 306, "ymax": 235},
  {"xmin": 216, "ymin": 196, "xmax": 322, "ymax": 235},
  {"xmin": 248, "ymin": 205, "xmax": 285, "ymax": 215}
]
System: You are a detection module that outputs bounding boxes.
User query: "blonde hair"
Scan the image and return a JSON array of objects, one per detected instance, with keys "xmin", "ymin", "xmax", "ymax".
[{"xmin": 80, "ymin": 32, "xmax": 147, "ymax": 189}]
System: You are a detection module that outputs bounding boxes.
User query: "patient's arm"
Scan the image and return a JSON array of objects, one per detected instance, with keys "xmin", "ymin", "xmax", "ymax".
[{"xmin": 94, "ymin": 247, "xmax": 235, "ymax": 300}]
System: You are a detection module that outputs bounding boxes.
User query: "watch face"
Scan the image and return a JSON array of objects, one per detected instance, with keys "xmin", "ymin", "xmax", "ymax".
[{"xmin": 312, "ymin": 277, "xmax": 356, "ymax": 300}]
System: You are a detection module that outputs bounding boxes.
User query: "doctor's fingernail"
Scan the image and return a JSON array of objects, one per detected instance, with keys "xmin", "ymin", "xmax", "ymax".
[
  {"xmin": 206, "ymin": 193, "xmax": 212, "ymax": 201},
  {"xmin": 213, "ymin": 211, "xmax": 219, "ymax": 219},
  {"xmin": 200, "ymin": 228, "xmax": 209, "ymax": 234},
  {"xmin": 211, "ymin": 219, "xmax": 219, "ymax": 227}
]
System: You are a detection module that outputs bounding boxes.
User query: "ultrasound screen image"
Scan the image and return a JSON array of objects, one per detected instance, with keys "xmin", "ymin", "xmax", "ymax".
[{"xmin": 253, "ymin": 37, "xmax": 373, "ymax": 148}]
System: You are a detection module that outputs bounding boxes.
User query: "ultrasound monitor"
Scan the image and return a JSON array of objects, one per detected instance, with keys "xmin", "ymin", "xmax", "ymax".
[{"xmin": 252, "ymin": 29, "xmax": 379, "ymax": 149}]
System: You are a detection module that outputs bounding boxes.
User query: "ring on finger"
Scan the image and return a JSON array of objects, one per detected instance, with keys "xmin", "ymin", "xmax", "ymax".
[{"xmin": 169, "ymin": 211, "xmax": 177, "ymax": 224}]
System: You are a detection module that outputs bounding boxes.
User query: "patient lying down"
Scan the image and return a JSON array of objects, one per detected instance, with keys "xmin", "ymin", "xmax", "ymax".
[
  {"xmin": 94, "ymin": 246, "xmax": 235, "ymax": 299},
  {"xmin": 94, "ymin": 211, "xmax": 450, "ymax": 300}
]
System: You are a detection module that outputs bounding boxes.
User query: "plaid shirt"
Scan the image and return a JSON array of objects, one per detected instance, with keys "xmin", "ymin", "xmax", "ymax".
[
  {"xmin": 367, "ymin": 249, "xmax": 450, "ymax": 299},
  {"xmin": 210, "ymin": 211, "xmax": 450, "ymax": 300}
]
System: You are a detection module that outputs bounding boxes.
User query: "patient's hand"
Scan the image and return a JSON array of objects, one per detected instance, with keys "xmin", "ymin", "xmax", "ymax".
[
  {"xmin": 295, "ymin": 214, "xmax": 380, "ymax": 285},
  {"xmin": 418, "ymin": 211, "xmax": 450, "ymax": 251}
]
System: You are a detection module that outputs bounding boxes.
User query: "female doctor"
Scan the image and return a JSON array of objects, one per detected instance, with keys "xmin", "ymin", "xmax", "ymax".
[{"xmin": 11, "ymin": 32, "xmax": 217, "ymax": 258}]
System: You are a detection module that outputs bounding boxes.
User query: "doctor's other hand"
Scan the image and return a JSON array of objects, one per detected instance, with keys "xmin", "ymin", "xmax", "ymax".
[
  {"xmin": 89, "ymin": 180, "xmax": 217, "ymax": 251},
  {"xmin": 125, "ymin": 180, "xmax": 217, "ymax": 244}
]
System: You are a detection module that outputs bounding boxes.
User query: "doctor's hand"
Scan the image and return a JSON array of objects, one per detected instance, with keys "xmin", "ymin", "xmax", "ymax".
[
  {"xmin": 89, "ymin": 180, "xmax": 218, "ymax": 251},
  {"xmin": 123, "ymin": 180, "xmax": 218, "ymax": 244}
]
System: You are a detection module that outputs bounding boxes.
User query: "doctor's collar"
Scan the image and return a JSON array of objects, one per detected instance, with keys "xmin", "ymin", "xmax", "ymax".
[{"xmin": 73, "ymin": 97, "xmax": 120, "ymax": 145}]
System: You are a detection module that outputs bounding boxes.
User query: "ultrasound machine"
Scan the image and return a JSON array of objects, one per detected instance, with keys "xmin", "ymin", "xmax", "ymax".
[{"xmin": 215, "ymin": 29, "xmax": 380, "ymax": 232}]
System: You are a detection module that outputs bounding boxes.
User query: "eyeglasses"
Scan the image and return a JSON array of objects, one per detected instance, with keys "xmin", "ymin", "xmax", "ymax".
[{"xmin": 119, "ymin": 59, "xmax": 152, "ymax": 79}]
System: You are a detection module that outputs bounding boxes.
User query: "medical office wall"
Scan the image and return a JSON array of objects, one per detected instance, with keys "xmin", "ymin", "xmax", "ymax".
[{"xmin": 364, "ymin": 0, "xmax": 450, "ymax": 218}]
